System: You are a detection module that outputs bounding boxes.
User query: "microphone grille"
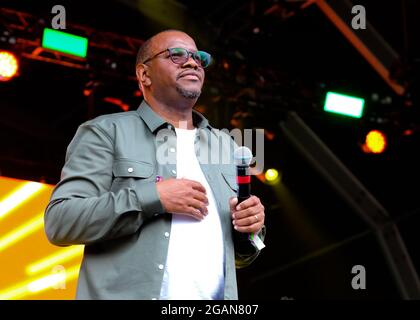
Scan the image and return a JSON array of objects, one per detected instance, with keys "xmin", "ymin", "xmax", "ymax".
[{"xmin": 234, "ymin": 146, "xmax": 253, "ymax": 166}]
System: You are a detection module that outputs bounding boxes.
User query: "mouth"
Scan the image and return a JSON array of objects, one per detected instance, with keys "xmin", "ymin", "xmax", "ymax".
[{"xmin": 178, "ymin": 72, "xmax": 201, "ymax": 81}]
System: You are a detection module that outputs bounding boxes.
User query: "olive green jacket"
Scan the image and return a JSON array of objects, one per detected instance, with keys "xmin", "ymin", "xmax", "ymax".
[{"xmin": 44, "ymin": 100, "xmax": 265, "ymax": 300}]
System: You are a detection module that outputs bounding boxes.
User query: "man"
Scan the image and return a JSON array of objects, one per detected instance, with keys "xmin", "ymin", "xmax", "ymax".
[{"xmin": 44, "ymin": 30, "xmax": 265, "ymax": 300}]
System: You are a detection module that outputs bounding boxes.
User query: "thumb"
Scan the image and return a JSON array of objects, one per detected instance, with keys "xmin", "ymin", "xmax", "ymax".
[{"xmin": 229, "ymin": 197, "xmax": 238, "ymax": 212}]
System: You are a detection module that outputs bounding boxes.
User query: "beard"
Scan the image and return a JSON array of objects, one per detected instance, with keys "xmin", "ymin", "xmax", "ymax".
[{"xmin": 176, "ymin": 85, "xmax": 201, "ymax": 99}]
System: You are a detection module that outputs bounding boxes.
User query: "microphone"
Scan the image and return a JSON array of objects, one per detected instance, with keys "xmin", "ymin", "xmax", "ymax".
[
  {"xmin": 233, "ymin": 146, "xmax": 253, "ymax": 204},
  {"xmin": 232, "ymin": 146, "xmax": 255, "ymax": 250},
  {"xmin": 233, "ymin": 146, "xmax": 265, "ymax": 251}
]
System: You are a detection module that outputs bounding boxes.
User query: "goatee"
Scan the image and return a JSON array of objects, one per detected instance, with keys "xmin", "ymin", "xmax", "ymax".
[{"xmin": 176, "ymin": 85, "xmax": 201, "ymax": 99}]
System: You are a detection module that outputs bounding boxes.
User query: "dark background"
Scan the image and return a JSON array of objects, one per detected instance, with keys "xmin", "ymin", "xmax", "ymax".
[{"xmin": 1, "ymin": 0, "xmax": 419, "ymax": 299}]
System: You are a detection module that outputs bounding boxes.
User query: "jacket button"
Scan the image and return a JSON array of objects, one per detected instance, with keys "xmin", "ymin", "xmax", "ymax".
[
  {"xmin": 169, "ymin": 147, "xmax": 176, "ymax": 153},
  {"xmin": 158, "ymin": 264, "xmax": 164, "ymax": 270},
  {"xmin": 164, "ymin": 232, "xmax": 170, "ymax": 238},
  {"xmin": 127, "ymin": 167, "xmax": 134, "ymax": 173},
  {"xmin": 171, "ymin": 169, "xmax": 176, "ymax": 175}
]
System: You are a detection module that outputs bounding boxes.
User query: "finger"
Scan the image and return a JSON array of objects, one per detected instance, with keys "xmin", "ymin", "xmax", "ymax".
[
  {"xmin": 188, "ymin": 180, "xmax": 207, "ymax": 194},
  {"xmin": 234, "ymin": 204, "xmax": 262, "ymax": 220},
  {"xmin": 234, "ymin": 210, "xmax": 262, "ymax": 227},
  {"xmin": 193, "ymin": 190, "xmax": 208, "ymax": 204},
  {"xmin": 234, "ymin": 221, "xmax": 263, "ymax": 233},
  {"xmin": 186, "ymin": 206, "xmax": 205, "ymax": 220},
  {"xmin": 229, "ymin": 197, "xmax": 238, "ymax": 212},
  {"xmin": 188, "ymin": 198, "xmax": 209, "ymax": 215},
  {"xmin": 236, "ymin": 195, "xmax": 259, "ymax": 211}
]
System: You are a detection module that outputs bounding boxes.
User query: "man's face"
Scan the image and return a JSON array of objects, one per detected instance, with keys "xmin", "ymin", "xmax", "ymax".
[{"xmin": 146, "ymin": 31, "xmax": 205, "ymax": 101}]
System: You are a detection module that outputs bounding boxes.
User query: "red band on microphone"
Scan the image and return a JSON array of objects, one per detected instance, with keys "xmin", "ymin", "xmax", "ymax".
[{"xmin": 237, "ymin": 176, "xmax": 251, "ymax": 184}]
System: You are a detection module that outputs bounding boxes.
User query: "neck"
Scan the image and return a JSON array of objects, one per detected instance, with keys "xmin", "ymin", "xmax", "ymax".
[{"xmin": 145, "ymin": 95, "xmax": 196, "ymax": 129}]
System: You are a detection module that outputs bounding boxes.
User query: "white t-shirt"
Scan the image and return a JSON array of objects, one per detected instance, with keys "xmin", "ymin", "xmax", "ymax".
[{"xmin": 159, "ymin": 127, "xmax": 225, "ymax": 300}]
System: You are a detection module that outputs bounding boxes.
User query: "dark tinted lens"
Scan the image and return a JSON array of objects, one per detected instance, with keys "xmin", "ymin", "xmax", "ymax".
[
  {"xmin": 169, "ymin": 48, "xmax": 188, "ymax": 63},
  {"xmin": 195, "ymin": 51, "xmax": 211, "ymax": 68}
]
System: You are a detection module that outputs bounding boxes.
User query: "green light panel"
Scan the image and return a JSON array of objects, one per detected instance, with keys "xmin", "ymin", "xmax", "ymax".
[
  {"xmin": 324, "ymin": 92, "xmax": 365, "ymax": 118},
  {"xmin": 42, "ymin": 28, "xmax": 88, "ymax": 58}
]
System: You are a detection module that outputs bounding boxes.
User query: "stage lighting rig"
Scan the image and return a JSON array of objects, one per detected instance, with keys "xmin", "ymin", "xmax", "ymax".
[{"xmin": 0, "ymin": 8, "xmax": 144, "ymax": 81}]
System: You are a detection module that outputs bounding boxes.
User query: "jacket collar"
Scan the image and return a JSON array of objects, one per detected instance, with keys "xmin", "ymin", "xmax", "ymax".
[{"xmin": 137, "ymin": 100, "xmax": 212, "ymax": 133}]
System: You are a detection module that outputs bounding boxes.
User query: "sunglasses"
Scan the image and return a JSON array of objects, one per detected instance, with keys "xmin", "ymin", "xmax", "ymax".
[{"xmin": 142, "ymin": 47, "xmax": 212, "ymax": 68}]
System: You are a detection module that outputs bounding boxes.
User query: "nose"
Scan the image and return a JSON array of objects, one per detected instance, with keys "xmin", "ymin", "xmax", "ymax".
[{"xmin": 183, "ymin": 53, "xmax": 199, "ymax": 69}]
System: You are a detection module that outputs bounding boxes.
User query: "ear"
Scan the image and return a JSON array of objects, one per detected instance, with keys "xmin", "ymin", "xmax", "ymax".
[{"xmin": 135, "ymin": 64, "xmax": 152, "ymax": 91}]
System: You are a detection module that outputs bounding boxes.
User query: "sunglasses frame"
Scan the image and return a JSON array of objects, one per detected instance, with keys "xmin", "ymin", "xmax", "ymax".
[{"xmin": 142, "ymin": 47, "xmax": 212, "ymax": 68}]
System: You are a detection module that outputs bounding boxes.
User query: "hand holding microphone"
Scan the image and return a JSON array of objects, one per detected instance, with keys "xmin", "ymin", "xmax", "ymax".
[{"xmin": 230, "ymin": 147, "xmax": 265, "ymax": 234}]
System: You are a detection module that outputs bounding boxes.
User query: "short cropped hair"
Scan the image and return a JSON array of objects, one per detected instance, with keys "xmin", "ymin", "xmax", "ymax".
[
  {"xmin": 135, "ymin": 37, "xmax": 153, "ymax": 67},
  {"xmin": 135, "ymin": 29, "xmax": 185, "ymax": 68}
]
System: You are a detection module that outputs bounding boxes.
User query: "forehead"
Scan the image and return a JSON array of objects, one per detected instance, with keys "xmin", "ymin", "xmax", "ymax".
[{"xmin": 152, "ymin": 32, "xmax": 198, "ymax": 51}]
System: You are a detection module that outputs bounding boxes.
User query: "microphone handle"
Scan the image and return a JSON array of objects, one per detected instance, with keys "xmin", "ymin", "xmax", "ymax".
[
  {"xmin": 237, "ymin": 183, "xmax": 251, "ymax": 204},
  {"xmin": 234, "ymin": 165, "xmax": 253, "ymax": 249},
  {"xmin": 236, "ymin": 165, "xmax": 251, "ymax": 203}
]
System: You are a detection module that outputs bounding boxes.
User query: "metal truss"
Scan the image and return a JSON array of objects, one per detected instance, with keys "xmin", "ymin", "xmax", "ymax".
[
  {"xmin": 279, "ymin": 111, "xmax": 420, "ymax": 299},
  {"xmin": 0, "ymin": 8, "xmax": 144, "ymax": 79}
]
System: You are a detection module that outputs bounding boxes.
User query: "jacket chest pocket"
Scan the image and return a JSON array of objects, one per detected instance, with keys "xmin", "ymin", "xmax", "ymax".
[{"xmin": 111, "ymin": 159, "xmax": 154, "ymax": 191}]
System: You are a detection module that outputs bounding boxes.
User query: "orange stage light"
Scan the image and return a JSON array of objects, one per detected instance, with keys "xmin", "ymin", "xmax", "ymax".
[
  {"xmin": 0, "ymin": 51, "xmax": 19, "ymax": 81},
  {"xmin": 363, "ymin": 130, "xmax": 387, "ymax": 154}
]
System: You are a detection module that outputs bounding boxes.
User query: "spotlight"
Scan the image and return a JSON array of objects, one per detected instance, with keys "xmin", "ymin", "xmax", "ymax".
[
  {"xmin": 362, "ymin": 130, "xmax": 387, "ymax": 154},
  {"xmin": 42, "ymin": 28, "xmax": 88, "ymax": 58},
  {"xmin": 0, "ymin": 50, "xmax": 19, "ymax": 81},
  {"xmin": 265, "ymin": 168, "xmax": 280, "ymax": 184},
  {"xmin": 324, "ymin": 91, "xmax": 365, "ymax": 118}
]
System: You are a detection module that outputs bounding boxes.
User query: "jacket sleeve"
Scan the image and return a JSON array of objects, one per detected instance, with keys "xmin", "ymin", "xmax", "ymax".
[
  {"xmin": 44, "ymin": 123, "xmax": 165, "ymax": 246},
  {"xmin": 234, "ymin": 225, "xmax": 266, "ymax": 269}
]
